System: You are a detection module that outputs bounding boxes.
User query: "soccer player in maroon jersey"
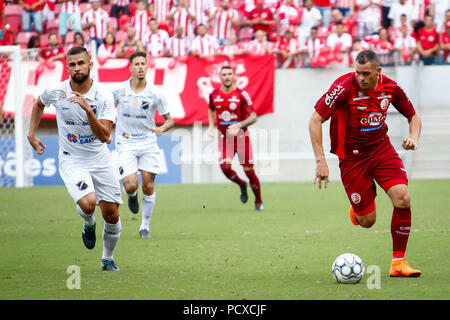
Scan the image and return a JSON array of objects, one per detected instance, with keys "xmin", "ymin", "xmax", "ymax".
[
  {"xmin": 208, "ymin": 66, "xmax": 264, "ymax": 211},
  {"xmin": 309, "ymin": 50, "xmax": 422, "ymax": 277}
]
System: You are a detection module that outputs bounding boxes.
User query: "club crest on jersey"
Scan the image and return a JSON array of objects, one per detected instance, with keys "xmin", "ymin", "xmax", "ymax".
[
  {"xmin": 141, "ymin": 101, "xmax": 150, "ymax": 110},
  {"xmin": 76, "ymin": 180, "xmax": 88, "ymax": 191},
  {"xmin": 58, "ymin": 90, "xmax": 67, "ymax": 100},
  {"xmin": 325, "ymin": 85, "xmax": 344, "ymax": 107},
  {"xmin": 380, "ymin": 98, "xmax": 390, "ymax": 110},
  {"xmin": 90, "ymin": 105, "xmax": 97, "ymax": 115},
  {"xmin": 351, "ymin": 193, "xmax": 361, "ymax": 204},
  {"xmin": 229, "ymin": 102, "xmax": 237, "ymax": 110}
]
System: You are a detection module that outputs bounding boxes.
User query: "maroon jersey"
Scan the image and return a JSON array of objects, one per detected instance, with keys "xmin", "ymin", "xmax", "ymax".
[
  {"xmin": 314, "ymin": 72, "xmax": 416, "ymax": 160},
  {"xmin": 209, "ymin": 87, "xmax": 255, "ymax": 135}
]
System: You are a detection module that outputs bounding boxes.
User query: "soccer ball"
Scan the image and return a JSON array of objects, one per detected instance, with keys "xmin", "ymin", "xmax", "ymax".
[{"xmin": 332, "ymin": 253, "xmax": 365, "ymax": 284}]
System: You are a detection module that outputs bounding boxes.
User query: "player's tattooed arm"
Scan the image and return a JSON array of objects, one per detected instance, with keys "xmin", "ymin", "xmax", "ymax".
[
  {"xmin": 227, "ymin": 112, "xmax": 257, "ymax": 136},
  {"xmin": 150, "ymin": 113, "xmax": 174, "ymax": 136},
  {"xmin": 69, "ymin": 91, "xmax": 112, "ymax": 143}
]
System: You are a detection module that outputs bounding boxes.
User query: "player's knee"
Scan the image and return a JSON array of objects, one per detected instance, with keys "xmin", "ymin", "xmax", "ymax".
[
  {"xmin": 220, "ymin": 163, "xmax": 232, "ymax": 174},
  {"xmin": 358, "ymin": 212, "xmax": 376, "ymax": 228},
  {"xmin": 78, "ymin": 197, "xmax": 96, "ymax": 214},
  {"xmin": 142, "ymin": 182, "xmax": 154, "ymax": 196},
  {"xmin": 123, "ymin": 181, "xmax": 138, "ymax": 194},
  {"xmin": 392, "ymin": 190, "xmax": 411, "ymax": 208}
]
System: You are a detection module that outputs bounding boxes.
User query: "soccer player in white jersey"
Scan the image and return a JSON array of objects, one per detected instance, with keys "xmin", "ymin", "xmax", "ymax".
[
  {"xmin": 27, "ymin": 46, "xmax": 123, "ymax": 271},
  {"xmin": 112, "ymin": 51, "xmax": 174, "ymax": 239}
]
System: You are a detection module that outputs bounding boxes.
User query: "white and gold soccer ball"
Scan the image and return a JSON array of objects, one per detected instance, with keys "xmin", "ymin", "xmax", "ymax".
[{"xmin": 332, "ymin": 253, "xmax": 365, "ymax": 284}]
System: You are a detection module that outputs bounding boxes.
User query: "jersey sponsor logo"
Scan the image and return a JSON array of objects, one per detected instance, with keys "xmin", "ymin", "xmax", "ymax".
[
  {"xmin": 360, "ymin": 112, "xmax": 386, "ymax": 126},
  {"xmin": 214, "ymin": 96, "xmax": 224, "ymax": 102},
  {"xmin": 218, "ymin": 110, "xmax": 238, "ymax": 123},
  {"xmin": 351, "ymin": 192, "xmax": 361, "ymax": 204},
  {"xmin": 325, "ymin": 85, "xmax": 344, "ymax": 107},
  {"xmin": 352, "ymin": 91, "xmax": 370, "ymax": 101},
  {"xmin": 66, "ymin": 133, "xmax": 97, "ymax": 144},
  {"xmin": 122, "ymin": 132, "xmax": 130, "ymax": 139},
  {"xmin": 357, "ymin": 106, "xmax": 367, "ymax": 110},
  {"xmin": 229, "ymin": 96, "xmax": 240, "ymax": 103},
  {"xmin": 65, "ymin": 119, "xmax": 90, "ymax": 126}
]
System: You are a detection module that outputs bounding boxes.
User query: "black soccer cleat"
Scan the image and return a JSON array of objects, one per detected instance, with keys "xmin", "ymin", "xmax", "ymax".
[
  {"xmin": 128, "ymin": 191, "xmax": 139, "ymax": 214},
  {"xmin": 82, "ymin": 222, "xmax": 96, "ymax": 250},
  {"xmin": 240, "ymin": 182, "xmax": 248, "ymax": 203}
]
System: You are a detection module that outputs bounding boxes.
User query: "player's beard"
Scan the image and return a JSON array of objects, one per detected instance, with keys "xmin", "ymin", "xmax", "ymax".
[{"xmin": 71, "ymin": 70, "xmax": 90, "ymax": 84}]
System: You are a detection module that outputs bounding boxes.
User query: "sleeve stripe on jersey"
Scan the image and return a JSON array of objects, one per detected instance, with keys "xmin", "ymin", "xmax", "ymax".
[{"xmin": 241, "ymin": 90, "xmax": 253, "ymax": 106}]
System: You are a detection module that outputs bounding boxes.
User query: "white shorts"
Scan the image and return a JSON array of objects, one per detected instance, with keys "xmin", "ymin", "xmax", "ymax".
[
  {"xmin": 116, "ymin": 148, "xmax": 162, "ymax": 179},
  {"xmin": 59, "ymin": 151, "xmax": 123, "ymax": 205}
]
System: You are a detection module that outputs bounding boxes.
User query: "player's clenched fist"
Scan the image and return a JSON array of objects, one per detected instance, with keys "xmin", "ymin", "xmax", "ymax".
[{"xmin": 402, "ymin": 137, "xmax": 417, "ymax": 150}]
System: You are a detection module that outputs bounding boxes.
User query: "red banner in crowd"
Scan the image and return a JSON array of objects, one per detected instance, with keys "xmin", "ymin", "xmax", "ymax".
[{"xmin": 1, "ymin": 55, "xmax": 275, "ymax": 125}]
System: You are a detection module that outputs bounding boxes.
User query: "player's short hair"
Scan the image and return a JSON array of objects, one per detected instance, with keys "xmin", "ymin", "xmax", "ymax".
[
  {"xmin": 355, "ymin": 50, "xmax": 380, "ymax": 67},
  {"xmin": 129, "ymin": 50, "xmax": 147, "ymax": 64},
  {"xmin": 66, "ymin": 46, "xmax": 90, "ymax": 59},
  {"xmin": 220, "ymin": 65, "xmax": 234, "ymax": 74}
]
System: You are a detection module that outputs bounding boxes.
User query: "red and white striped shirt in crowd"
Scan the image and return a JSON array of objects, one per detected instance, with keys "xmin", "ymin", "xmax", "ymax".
[
  {"xmin": 275, "ymin": 36, "xmax": 300, "ymax": 53},
  {"xmin": 335, "ymin": 0, "xmax": 353, "ymax": 9},
  {"xmin": 112, "ymin": 0, "xmax": 130, "ymax": 7},
  {"xmin": 220, "ymin": 42, "xmax": 244, "ymax": 55},
  {"xmin": 145, "ymin": 29, "xmax": 170, "ymax": 56},
  {"xmin": 391, "ymin": 23, "xmax": 414, "ymax": 41},
  {"xmin": 61, "ymin": 0, "xmax": 80, "ymax": 13},
  {"xmin": 265, "ymin": 0, "xmax": 283, "ymax": 15},
  {"xmin": 394, "ymin": 35, "xmax": 416, "ymax": 51},
  {"xmin": 245, "ymin": 39, "xmax": 272, "ymax": 55},
  {"xmin": 82, "ymin": 8, "xmax": 110, "ymax": 40},
  {"xmin": 277, "ymin": 3, "xmax": 303, "ymax": 32},
  {"xmin": 131, "ymin": 9, "xmax": 150, "ymax": 42},
  {"xmin": 46, "ymin": 0, "xmax": 56, "ymax": 11},
  {"xmin": 303, "ymin": 37, "xmax": 323, "ymax": 58},
  {"xmin": 150, "ymin": 0, "xmax": 175, "ymax": 23},
  {"xmin": 169, "ymin": 6, "xmax": 196, "ymax": 38},
  {"xmin": 373, "ymin": 40, "xmax": 394, "ymax": 65},
  {"xmin": 189, "ymin": 0, "xmax": 214, "ymax": 26},
  {"xmin": 191, "ymin": 34, "xmax": 219, "ymax": 56},
  {"xmin": 211, "ymin": 7, "xmax": 239, "ymax": 41},
  {"xmin": 408, "ymin": 0, "xmax": 429, "ymax": 22},
  {"xmin": 166, "ymin": 36, "xmax": 190, "ymax": 56}
]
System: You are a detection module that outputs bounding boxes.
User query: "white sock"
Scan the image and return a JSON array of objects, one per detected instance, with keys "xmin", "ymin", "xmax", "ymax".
[
  {"xmin": 123, "ymin": 185, "xmax": 137, "ymax": 197},
  {"xmin": 102, "ymin": 218, "xmax": 122, "ymax": 260},
  {"xmin": 140, "ymin": 193, "xmax": 155, "ymax": 231},
  {"xmin": 76, "ymin": 205, "xmax": 96, "ymax": 226}
]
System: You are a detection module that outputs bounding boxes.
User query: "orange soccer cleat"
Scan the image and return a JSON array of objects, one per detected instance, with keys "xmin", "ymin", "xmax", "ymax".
[
  {"xmin": 349, "ymin": 206, "xmax": 360, "ymax": 226},
  {"xmin": 389, "ymin": 258, "xmax": 422, "ymax": 277}
]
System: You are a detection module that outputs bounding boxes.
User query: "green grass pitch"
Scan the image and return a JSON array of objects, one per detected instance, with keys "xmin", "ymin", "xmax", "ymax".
[{"xmin": 0, "ymin": 179, "xmax": 449, "ymax": 300}]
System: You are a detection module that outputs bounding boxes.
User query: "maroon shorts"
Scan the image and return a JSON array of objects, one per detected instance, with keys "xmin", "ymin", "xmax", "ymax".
[
  {"xmin": 218, "ymin": 131, "xmax": 254, "ymax": 167},
  {"xmin": 339, "ymin": 141, "xmax": 408, "ymax": 216}
]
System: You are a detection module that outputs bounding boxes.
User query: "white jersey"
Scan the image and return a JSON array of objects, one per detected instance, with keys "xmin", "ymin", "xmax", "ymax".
[
  {"xmin": 113, "ymin": 79, "xmax": 170, "ymax": 152},
  {"xmin": 39, "ymin": 79, "xmax": 115, "ymax": 159}
]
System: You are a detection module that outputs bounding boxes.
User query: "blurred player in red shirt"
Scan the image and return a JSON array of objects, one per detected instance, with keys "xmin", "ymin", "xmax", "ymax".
[
  {"xmin": 309, "ymin": 50, "xmax": 422, "ymax": 278},
  {"xmin": 38, "ymin": 33, "xmax": 65, "ymax": 63},
  {"xmin": 208, "ymin": 66, "xmax": 264, "ymax": 211}
]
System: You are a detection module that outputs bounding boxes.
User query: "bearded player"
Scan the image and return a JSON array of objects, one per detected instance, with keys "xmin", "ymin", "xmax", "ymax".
[
  {"xmin": 309, "ymin": 50, "xmax": 422, "ymax": 277},
  {"xmin": 208, "ymin": 66, "xmax": 264, "ymax": 211},
  {"xmin": 27, "ymin": 46, "xmax": 123, "ymax": 271}
]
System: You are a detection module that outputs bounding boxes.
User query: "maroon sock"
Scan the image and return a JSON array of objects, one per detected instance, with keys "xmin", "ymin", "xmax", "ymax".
[
  {"xmin": 220, "ymin": 163, "xmax": 245, "ymax": 187},
  {"xmin": 391, "ymin": 206, "xmax": 412, "ymax": 259},
  {"xmin": 244, "ymin": 169, "xmax": 262, "ymax": 203}
]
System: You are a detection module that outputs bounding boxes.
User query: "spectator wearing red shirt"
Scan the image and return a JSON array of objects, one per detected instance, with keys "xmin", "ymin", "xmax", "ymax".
[
  {"xmin": 38, "ymin": 33, "xmax": 65, "ymax": 63},
  {"xmin": 314, "ymin": 0, "xmax": 332, "ymax": 27},
  {"xmin": 19, "ymin": 0, "xmax": 46, "ymax": 33},
  {"xmin": 245, "ymin": 0, "xmax": 277, "ymax": 36},
  {"xmin": 416, "ymin": 15, "xmax": 440, "ymax": 65},
  {"xmin": 328, "ymin": 8, "xmax": 354, "ymax": 36},
  {"xmin": 274, "ymin": 28, "xmax": 301, "ymax": 67},
  {"xmin": 440, "ymin": 20, "xmax": 450, "ymax": 63}
]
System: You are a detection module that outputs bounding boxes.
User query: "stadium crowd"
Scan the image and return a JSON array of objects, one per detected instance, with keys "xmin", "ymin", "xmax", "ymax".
[{"xmin": 0, "ymin": 0, "xmax": 449, "ymax": 67}]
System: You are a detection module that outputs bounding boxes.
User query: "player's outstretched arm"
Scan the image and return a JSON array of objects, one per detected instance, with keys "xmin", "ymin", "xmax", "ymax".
[
  {"xmin": 309, "ymin": 111, "xmax": 329, "ymax": 189},
  {"xmin": 150, "ymin": 113, "xmax": 174, "ymax": 136},
  {"xmin": 402, "ymin": 113, "xmax": 422, "ymax": 150},
  {"xmin": 27, "ymin": 97, "xmax": 46, "ymax": 154}
]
